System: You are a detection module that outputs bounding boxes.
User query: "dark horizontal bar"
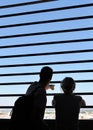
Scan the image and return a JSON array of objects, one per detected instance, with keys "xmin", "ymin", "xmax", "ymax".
[
  {"xmin": 0, "ymin": 59, "xmax": 93, "ymax": 68},
  {"xmin": 47, "ymin": 92, "xmax": 93, "ymax": 96},
  {"xmin": 0, "ymin": 106, "xmax": 12, "ymax": 108},
  {"xmin": 0, "ymin": 38, "xmax": 93, "ymax": 49},
  {"xmin": 0, "ymin": 27, "xmax": 93, "ymax": 39},
  {"xmin": 0, "ymin": 80, "xmax": 93, "ymax": 85},
  {"xmin": 0, "ymin": 94, "xmax": 24, "ymax": 97},
  {"xmin": 0, "ymin": 106, "xmax": 93, "ymax": 109},
  {"xmin": 0, "ymin": 0, "xmax": 56, "ymax": 9},
  {"xmin": 54, "ymin": 70, "xmax": 93, "ymax": 74},
  {"xmin": 0, "ymin": 70, "xmax": 93, "ymax": 77},
  {"xmin": 46, "ymin": 106, "xmax": 93, "ymax": 108},
  {"xmin": 0, "ymin": 92, "xmax": 93, "ymax": 97},
  {"xmin": 0, "ymin": 49, "xmax": 93, "ymax": 59},
  {"xmin": 1, "ymin": 15, "xmax": 93, "ymax": 29},
  {"xmin": 0, "ymin": 3, "xmax": 93, "ymax": 18}
]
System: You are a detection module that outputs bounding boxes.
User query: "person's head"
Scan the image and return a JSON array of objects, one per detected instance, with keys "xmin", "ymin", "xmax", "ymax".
[
  {"xmin": 61, "ymin": 77, "xmax": 75, "ymax": 94},
  {"xmin": 39, "ymin": 66, "xmax": 53, "ymax": 88}
]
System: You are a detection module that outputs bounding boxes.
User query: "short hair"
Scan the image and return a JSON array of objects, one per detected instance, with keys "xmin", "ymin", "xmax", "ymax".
[
  {"xmin": 61, "ymin": 77, "xmax": 75, "ymax": 91},
  {"xmin": 40, "ymin": 66, "xmax": 53, "ymax": 81}
]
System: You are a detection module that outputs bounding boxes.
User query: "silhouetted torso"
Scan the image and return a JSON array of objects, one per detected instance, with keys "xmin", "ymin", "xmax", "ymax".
[{"xmin": 54, "ymin": 94, "xmax": 82, "ymax": 130}]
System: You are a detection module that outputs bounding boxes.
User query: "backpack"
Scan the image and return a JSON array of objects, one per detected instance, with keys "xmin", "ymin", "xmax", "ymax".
[
  {"xmin": 10, "ymin": 91, "xmax": 35, "ymax": 130},
  {"xmin": 10, "ymin": 86, "xmax": 50, "ymax": 130}
]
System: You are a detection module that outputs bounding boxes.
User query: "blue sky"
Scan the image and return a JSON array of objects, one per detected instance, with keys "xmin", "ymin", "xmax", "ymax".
[{"xmin": 0, "ymin": 0, "xmax": 93, "ymax": 107}]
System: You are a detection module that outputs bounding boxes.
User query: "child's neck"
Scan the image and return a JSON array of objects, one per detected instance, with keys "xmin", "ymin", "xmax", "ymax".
[{"xmin": 64, "ymin": 91, "xmax": 73, "ymax": 95}]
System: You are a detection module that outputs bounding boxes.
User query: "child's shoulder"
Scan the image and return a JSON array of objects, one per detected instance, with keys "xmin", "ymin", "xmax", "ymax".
[
  {"xmin": 75, "ymin": 95, "xmax": 86, "ymax": 106},
  {"xmin": 75, "ymin": 95, "xmax": 82, "ymax": 101}
]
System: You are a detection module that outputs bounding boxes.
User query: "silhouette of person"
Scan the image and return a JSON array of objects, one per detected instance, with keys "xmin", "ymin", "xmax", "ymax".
[
  {"xmin": 52, "ymin": 77, "xmax": 86, "ymax": 130},
  {"xmin": 25, "ymin": 66, "xmax": 53, "ymax": 130},
  {"xmin": 10, "ymin": 66, "xmax": 53, "ymax": 130}
]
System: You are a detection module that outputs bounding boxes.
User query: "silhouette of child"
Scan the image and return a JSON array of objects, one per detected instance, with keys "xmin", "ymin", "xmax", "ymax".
[{"xmin": 52, "ymin": 77, "xmax": 86, "ymax": 130}]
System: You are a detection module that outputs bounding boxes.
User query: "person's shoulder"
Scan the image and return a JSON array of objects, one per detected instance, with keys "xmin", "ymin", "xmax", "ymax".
[
  {"xmin": 30, "ymin": 81, "xmax": 39, "ymax": 88},
  {"xmin": 35, "ymin": 87, "xmax": 46, "ymax": 96},
  {"xmin": 74, "ymin": 95, "xmax": 82, "ymax": 102},
  {"xmin": 39, "ymin": 87, "xmax": 46, "ymax": 93},
  {"xmin": 75, "ymin": 95, "xmax": 86, "ymax": 106},
  {"xmin": 26, "ymin": 81, "xmax": 39, "ymax": 95},
  {"xmin": 75, "ymin": 95, "xmax": 82, "ymax": 99}
]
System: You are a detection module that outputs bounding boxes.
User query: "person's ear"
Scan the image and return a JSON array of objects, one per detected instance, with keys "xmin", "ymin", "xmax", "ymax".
[
  {"xmin": 62, "ymin": 87, "xmax": 66, "ymax": 93},
  {"xmin": 72, "ymin": 84, "xmax": 75, "ymax": 91}
]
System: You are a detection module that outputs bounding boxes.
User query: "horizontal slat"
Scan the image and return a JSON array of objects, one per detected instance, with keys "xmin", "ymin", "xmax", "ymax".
[
  {"xmin": 0, "ymin": 106, "xmax": 93, "ymax": 108},
  {"xmin": 0, "ymin": 60, "xmax": 93, "ymax": 68},
  {"xmin": 0, "ymin": 27, "xmax": 93, "ymax": 39},
  {"xmin": 0, "ymin": 0, "xmax": 56, "ymax": 9},
  {"xmin": 47, "ymin": 92, "xmax": 93, "ymax": 96},
  {"xmin": 46, "ymin": 106, "xmax": 93, "ymax": 108},
  {"xmin": 0, "ymin": 80, "xmax": 93, "ymax": 85},
  {"xmin": 0, "ymin": 15, "xmax": 93, "ymax": 29},
  {"xmin": 0, "ymin": 94, "xmax": 24, "ymax": 97},
  {"xmin": 0, "ymin": 70, "xmax": 93, "ymax": 77},
  {"xmin": 0, "ymin": 38, "xmax": 93, "ymax": 49},
  {"xmin": 0, "ymin": 3, "xmax": 93, "ymax": 18},
  {"xmin": 0, "ymin": 92, "xmax": 93, "ymax": 97},
  {"xmin": 0, "ymin": 49, "xmax": 93, "ymax": 59}
]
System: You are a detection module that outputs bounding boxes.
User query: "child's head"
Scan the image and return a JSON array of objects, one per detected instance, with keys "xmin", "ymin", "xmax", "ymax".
[{"xmin": 61, "ymin": 77, "xmax": 75, "ymax": 94}]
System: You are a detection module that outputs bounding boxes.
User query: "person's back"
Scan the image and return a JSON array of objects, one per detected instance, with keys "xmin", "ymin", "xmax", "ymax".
[
  {"xmin": 52, "ymin": 77, "xmax": 86, "ymax": 130},
  {"xmin": 54, "ymin": 94, "xmax": 82, "ymax": 130}
]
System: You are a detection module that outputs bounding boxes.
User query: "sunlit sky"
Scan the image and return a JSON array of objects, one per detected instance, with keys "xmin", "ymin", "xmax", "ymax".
[{"xmin": 0, "ymin": 0, "xmax": 93, "ymax": 107}]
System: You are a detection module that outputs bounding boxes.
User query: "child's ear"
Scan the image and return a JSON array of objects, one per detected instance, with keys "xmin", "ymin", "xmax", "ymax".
[
  {"xmin": 72, "ymin": 84, "xmax": 75, "ymax": 91},
  {"xmin": 62, "ymin": 87, "xmax": 65, "ymax": 91}
]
